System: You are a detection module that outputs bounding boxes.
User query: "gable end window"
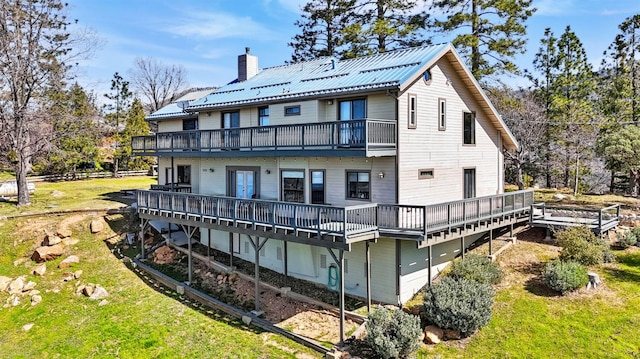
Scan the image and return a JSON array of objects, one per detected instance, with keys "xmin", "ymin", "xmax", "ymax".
[
  {"xmin": 438, "ymin": 98, "xmax": 446, "ymax": 131},
  {"xmin": 284, "ymin": 105, "xmax": 301, "ymax": 116},
  {"xmin": 463, "ymin": 111, "xmax": 475, "ymax": 145},
  {"xmin": 346, "ymin": 171, "xmax": 370, "ymax": 200},
  {"xmin": 408, "ymin": 94, "xmax": 417, "ymax": 129}
]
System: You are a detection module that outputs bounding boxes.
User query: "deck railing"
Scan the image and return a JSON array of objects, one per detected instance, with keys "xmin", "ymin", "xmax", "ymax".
[
  {"xmin": 131, "ymin": 119, "xmax": 396, "ymax": 155},
  {"xmin": 137, "ymin": 189, "xmax": 534, "ymax": 242},
  {"xmin": 376, "ymin": 190, "xmax": 534, "ymax": 237},
  {"xmin": 137, "ymin": 190, "xmax": 378, "ymax": 242}
]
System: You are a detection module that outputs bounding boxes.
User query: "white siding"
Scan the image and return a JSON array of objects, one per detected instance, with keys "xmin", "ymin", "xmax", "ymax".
[
  {"xmin": 157, "ymin": 157, "xmax": 201, "ymax": 192},
  {"xmin": 396, "ymin": 59, "xmax": 502, "ymax": 205},
  {"xmin": 157, "ymin": 118, "xmax": 184, "ymax": 132}
]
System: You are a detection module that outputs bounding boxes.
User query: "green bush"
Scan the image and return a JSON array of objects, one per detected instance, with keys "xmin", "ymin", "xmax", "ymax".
[
  {"xmin": 632, "ymin": 227, "xmax": 640, "ymax": 244},
  {"xmin": 423, "ymin": 277, "xmax": 495, "ymax": 337},
  {"xmin": 556, "ymin": 226, "xmax": 609, "ymax": 266},
  {"xmin": 617, "ymin": 231, "xmax": 637, "ymax": 249},
  {"xmin": 364, "ymin": 307, "xmax": 421, "ymax": 359},
  {"xmin": 448, "ymin": 254, "xmax": 502, "ymax": 285},
  {"xmin": 542, "ymin": 260, "xmax": 588, "ymax": 295}
]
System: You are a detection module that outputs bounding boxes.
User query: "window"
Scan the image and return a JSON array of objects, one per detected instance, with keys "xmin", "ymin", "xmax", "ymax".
[
  {"xmin": 258, "ymin": 106, "xmax": 269, "ymax": 126},
  {"xmin": 183, "ymin": 118, "xmax": 198, "ymax": 131},
  {"xmin": 408, "ymin": 94, "xmax": 417, "ymax": 129},
  {"xmin": 346, "ymin": 171, "xmax": 370, "ymax": 200},
  {"xmin": 339, "ymin": 99, "xmax": 366, "ymax": 145},
  {"xmin": 177, "ymin": 165, "xmax": 191, "ymax": 184},
  {"xmin": 418, "ymin": 168, "xmax": 434, "ymax": 179},
  {"xmin": 463, "ymin": 112, "xmax": 475, "ymax": 145},
  {"xmin": 339, "ymin": 99, "xmax": 366, "ymax": 120},
  {"xmin": 222, "ymin": 111, "xmax": 240, "ymax": 149},
  {"xmin": 281, "ymin": 170, "xmax": 305, "ymax": 203},
  {"xmin": 310, "ymin": 170, "xmax": 325, "ymax": 204},
  {"xmin": 423, "ymin": 70, "xmax": 432, "ymax": 85},
  {"xmin": 464, "ymin": 168, "xmax": 476, "ymax": 199},
  {"xmin": 284, "ymin": 105, "xmax": 300, "ymax": 116},
  {"xmin": 438, "ymin": 98, "xmax": 446, "ymax": 131}
]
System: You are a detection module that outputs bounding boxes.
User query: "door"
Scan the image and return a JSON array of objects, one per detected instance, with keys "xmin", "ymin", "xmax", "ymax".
[
  {"xmin": 235, "ymin": 170, "xmax": 255, "ymax": 199},
  {"xmin": 222, "ymin": 111, "xmax": 240, "ymax": 149},
  {"xmin": 339, "ymin": 99, "xmax": 366, "ymax": 146}
]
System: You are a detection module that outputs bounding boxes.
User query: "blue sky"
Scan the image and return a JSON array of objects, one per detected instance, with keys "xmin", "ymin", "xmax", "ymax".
[{"xmin": 68, "ymin": 0, "xmax": 640, "ymax": 98}]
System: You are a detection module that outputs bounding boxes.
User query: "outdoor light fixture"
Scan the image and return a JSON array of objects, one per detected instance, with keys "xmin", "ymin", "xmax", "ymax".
[
  {"xmin": 378, "ymin": 171, "xmax": 385, "ymax": 179},
  {"xmin": 209, "ymin": 168, "xmax": 215, "ymax": 172},
  {"xmin": 265, "ymin": 169, "xmax": 271, "ymax": 174}
]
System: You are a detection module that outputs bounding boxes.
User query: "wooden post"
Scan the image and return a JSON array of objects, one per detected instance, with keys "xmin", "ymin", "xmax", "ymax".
[
  {"xmin": 461, "ymin": 236, "xmax": 465, "ymax": 259},
  {"xmin": 254, "ymin": 236, "xmax": 260, "ymax": 312},
  {"xmin": 489, "ymin": 229, "xmax": 493, "ymax": 255},
  {"xmin": 139, "ymin": 218, "xmax": 146, "ymax": 259},
  {"xmin": 229, "ymin": 234, "xmax": 234, "ymax": 268},
  {"xmin": 187, "ymin": 227, "xmax": 193, "ymax": 284},
  {"xmin": 427, "ymin": 245, "xmax": 432, "ymax": 287},
  {"xmin": 339, "ymin": 249, "xmax": 345, "ymax": 344},
  {"xmin": 207, "ymin": 229, "xmax": 211, "ymax": 263},
  {"xmin": 366, "ymin": 240, "xmax": 371, "ymax": 313},
  {"xmin": 284, "ymin": 241, "xmax": 288, "ymax": 287}
]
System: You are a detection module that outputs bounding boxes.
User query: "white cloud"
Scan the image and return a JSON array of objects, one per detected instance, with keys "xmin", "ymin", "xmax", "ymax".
[{"xmin": 166, "ymin": 11, "xmax": 275, "ymax": 40}]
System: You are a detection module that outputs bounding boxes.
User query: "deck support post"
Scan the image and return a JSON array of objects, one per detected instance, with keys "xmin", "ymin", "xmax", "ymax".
[
  {"xmin": 207, "ymin": 229, "xmax": 211, "ymax": 263},
  {"xmin": 510, "ymin": 223, "xmax": 514, "ymax": 238},
  {"xmin": 461, "ymin": 236, "xmax": 465, "ymax": 259},
  {"xmin": 489, "ymin": 229, "xmax": 493, "ymax": 255},
  {"xmin": 139, "ymin": 218, "xmax": 148, "ymax": 259},
  {"xmin": 366, "ymin": 240, "xmax": 371, "ymax": 313},
  {"xmin": 248, "ymin": 235, "xmax": 268, "ymax": 312},
  {"xmin": 170, "ymin": 157, "xmax": 175, "ymax": 191},
  {"xmin": 427, "ymin": 245, "xmax": 432, "ymax": 287},
  {"xmin": 181, "ymin": 225, "xmax": 198, "ymax": 284},
  {"xmin": 328, "ymin": 248, "xmax": 346, "ymax": 344},
  {"xmin": 229, "ymin": 234, "xmax": 234, "ymax": 268},
  {"xmin": 284, "ymin": 241, "xmax": 289, "ymax": 287}
]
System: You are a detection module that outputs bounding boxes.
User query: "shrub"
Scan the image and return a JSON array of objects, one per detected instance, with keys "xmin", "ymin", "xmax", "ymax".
[
  {"xmin": 448, "ymin": 254, "xmax": 502, "ymax": 285},
  {"xmin": 423, "ymin": 277, "xmax": 495, "ymax": 337},
  {"xmin": 617, "ymin": 231, "xmax": 637, "ymax": 249},
  {"xmin": 556, "ymin": 226, "xmax": 609, "ymax": 266},
  {"xmin": 542, "ymin": 260, "xmax": 588, "ymax": 295},
  {"xmin": 364, "ymin": 307, "xmax": 421, "ymax": 359}
]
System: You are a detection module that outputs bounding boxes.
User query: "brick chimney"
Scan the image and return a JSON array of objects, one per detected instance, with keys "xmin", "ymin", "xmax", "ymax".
[{"xmin": 238, "ymin": 47, "xmax": 258, "ymax": 82}]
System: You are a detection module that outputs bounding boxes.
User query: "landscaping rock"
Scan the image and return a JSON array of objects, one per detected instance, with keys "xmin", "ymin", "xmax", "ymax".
[
  {"xmin": 552, "ymin": 193, "xmax": 567, "ymax": 200},
  {"xmin": 43, "ymin": 231, "xmax": 62, "ymax": 246},
  {"xmin": 0, "ymin": 276, "xmax": 11, "ymax": 292},
  {"xmin": 82, "ymin": 284, "xmax": 95, "ymax": 297},
  {"xmin": 57, "ymin": 228, "xmax": 72, "ymax": 239},
  {"xmin": 8, "ymin": 277, "xmax": 26, "ymax": 294},
  {"xmin": 424, "ymin": 325, "xmax": 443, "ymax": 344},
  {"xmin": 89, "ymin": 285, "xmax": 109, "ymax": 300},
  {"xmin": 31, "ymin": 295, "xmax": 42, "ymax": 306},
  {"xmin": 98, "ymin": 299, "xmax": 109, "ymax": 306},
  {"xmin": 73, "ymin": 270, "xmax": 83, "ymax": 280},
  {"xmin": 90, "ymin": 219, "xmax": 105, "ymax": 233},
  {"xmin": 59, "ymin": 255, "xmax": 79, "ymax": 268},
  {"xmin": 22, "ymin": 323, "xmax": 34, "ymax": 331},
  {"xmin": 153, "ymin": 246, "xmax": 176, "ymax": 265},
  {"xmin": 22, "ymin": 281, "xmax": 36, "ymax": 292},
  {"xmin": 62, "ymin": 238, "xmax": 79, "ymax": 246},
  {"xmin": 32, "ymin": 263, "xmax": 47, "ymax": 276},
  {"xmin": 444, "ymin": 329, "xmax": 462, "ymax": 340},
  {"xmin": 31, "ymin": 244, "xmax": 65, "ymax": 262},
  {"xmin": 62, "ymin": 273, "xmax": 74, "ymax": 282},
  {"xmin": 13, "ymin": 258, "xmax": 27, "ymax": 267},
  {"xmin": 8, "ymin": 295, "xmax": 20, "ymax": 307}
]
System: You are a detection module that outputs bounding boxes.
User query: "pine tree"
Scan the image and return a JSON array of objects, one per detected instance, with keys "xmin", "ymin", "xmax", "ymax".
[
  {"xmin": 116, "ymin": 99, "xmax": 152, "ymax": 171},
  {"xmin": 429, "ymin": 0, "xmax": 535, "ymax": 80},
  {"xmin": 103, "ymin": 72, "xmax": 132, "ymax": 176}
]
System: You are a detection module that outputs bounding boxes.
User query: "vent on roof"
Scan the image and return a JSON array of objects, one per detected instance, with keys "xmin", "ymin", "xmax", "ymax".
[
  {"xmin": 212, "ymin": 88, "xmax": 244, "ymax": 95},
  {"xmin": 359, "ymin": 62, "xmax": 421, "ymax": 74}
]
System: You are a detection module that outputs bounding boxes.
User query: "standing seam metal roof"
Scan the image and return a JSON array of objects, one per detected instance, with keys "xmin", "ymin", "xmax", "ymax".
[{"xmin": 188, "ymin": 43, "xmax": 450, "ymax": 110}]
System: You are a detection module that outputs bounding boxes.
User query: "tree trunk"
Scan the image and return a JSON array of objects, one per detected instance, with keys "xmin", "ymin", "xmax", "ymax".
[
  {"xmin": 15, "ymin": 151, "xmax": 31, "ymax": 206},
  {"xmin": 610, "ymin": 170, "xmax": 615, "ymax": 193},
  {"xmin": 516, "ymin": 162, "xmax": 524, "ymax": 190},
  {"xmin": 631, "ymin": 170, "xmax": 639, "ymax": 197}
]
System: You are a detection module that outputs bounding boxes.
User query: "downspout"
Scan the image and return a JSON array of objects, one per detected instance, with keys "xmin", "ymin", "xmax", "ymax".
[
  {"xmin": 392, "ymin": 89, "xmax": 401, "ymax": 306},
  {"xmin": 497, "ymin": 130, "xmax": 502, "ymax": 194}
]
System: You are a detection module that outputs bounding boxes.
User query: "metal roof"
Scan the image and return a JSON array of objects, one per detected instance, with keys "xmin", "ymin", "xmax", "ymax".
[
  {"xmin": 146, "ymin": 88, "xmax": 216, "ymax": 120},
  {"xmin": 188, "ymin": 43, "xmax": 450, "ymax": 110}
]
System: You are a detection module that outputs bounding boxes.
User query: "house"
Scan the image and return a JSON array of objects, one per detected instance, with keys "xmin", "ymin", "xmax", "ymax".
[{"xmin": 132, "ymin": 44, "xmax": 533, "ymax": 340}]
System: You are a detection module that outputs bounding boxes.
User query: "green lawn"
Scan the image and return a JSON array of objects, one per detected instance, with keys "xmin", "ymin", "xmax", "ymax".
[
  {"xmin": 0, "ymin": 176, "xmax": 156, "ymax": 216},
  {"xmin": 0, "ymin": 178, "xmax": 319, "ymax": 358}
]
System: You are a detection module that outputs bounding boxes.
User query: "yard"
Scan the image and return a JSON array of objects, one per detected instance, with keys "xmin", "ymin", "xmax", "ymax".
[{"xmin": 1, "ymin": 177, "xmax": 639, "ymax": 358}]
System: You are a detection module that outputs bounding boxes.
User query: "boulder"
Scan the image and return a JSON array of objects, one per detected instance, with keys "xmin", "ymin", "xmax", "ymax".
[
  {"xmin": 89, "ymin": 285, "xmax": 109, "ymax": 300},
  {"xmin": 32, "ymin": 263, "xmax": 47, "ymax": 276},
  {"xmin": 31, "ymin": 295, "xmax": 42, "ymax": 306},
  {"xmin": 8, "ymin": 277, "xmax": 26, "ymax": 294},
  {"xmin": 82, "ymin": 284, "xmax": 95, "ymax": 297},
  {"xmin": 57, "ymin": 228, "xmax": 72, "ymax": 239},
  {"xmin": 0, "ymin": 276, "xmax": 11, "ymax": 292},
  {"xmin": 98, "ymin": 299, "xmax": 109, "ymax": 306},
  {"xmin": 43, "ymin": 231, "xmax": 62, "ymax": 246},
  {"xmin": 153, "ymin": 246, "xmax": 176, "ymax": 264},
  {"xmin": 90, "ymin": 219, "xmax": 105, "ymax": 233},
  {"xmin": 13, "ymin": 258, "xmax": 27, "ymax": 267},
  {"xmin": 62, "ymin": 273, "xmax": 74, "ymax": 282},
  {"xmin": 58, "ymin": 255, "xmax": 79, "ymax": 268},
  {"xmin": 424, "ymin": 325, "xmax": 443, "ymax": 344},
  {"xmin": 8, "ymin": 295, "xmax": 20, "ymax": 307},
  {"xmin": 73, "ymin": 270, "xmax": 83, "ymax": 280},
  {"xmin": 443, "ymin": 329, "xmax": 462, "ymax": 340},
  {"xmin": 31, "ymin": 244, "xmax": 65, "ymax": 262},
  {"xmin": 552, "ymin": 193, "xmax": 566, "ymax": 200},
  {"xmin": 62, "ymin": 238, "xmax": 79, "ymax": 246},
  {"xmin": 22, "ymin": 281, "xmax": 36, "ymax": 292}
]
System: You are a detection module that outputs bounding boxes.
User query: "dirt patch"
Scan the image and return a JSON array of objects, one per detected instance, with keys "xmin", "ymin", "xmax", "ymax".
[{"xmin": 58, "ymin": 214, "xmax": 89, "ymax": 234}]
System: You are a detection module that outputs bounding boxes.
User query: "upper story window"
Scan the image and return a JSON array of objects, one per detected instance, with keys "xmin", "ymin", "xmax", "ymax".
[
  {"xmin": 463, "ymin": 112, "xmax": 475, "ymax": 145},
  {"xmin": 284, "ymin": 105, "xmax": 301, "ymax": 116},
  {"xmin": 183, "ymin": 118, "xmax": 198, "ymax": 131},
  {"xmin": 339, "ymin": 99, "xmax": 366, "ymax": 120},
  {"xmin": 438, "ymin": 98, "xmax": 446, "ymax": 131},
  {"xmin": 222, "ymin": 111, "xmax": 240, "ymax": 128},
  {"xmin": 281, "ymin": 170, "xmax": 305, "ymax": 203},
  {"xmin": 408, "ymin": 94, "xmax": 417, "ymax": 129},
  {"xmin": 310, "ymin": 170, "xmax": 325, "ymax": 204},
  {"xmin": 258, "ymin": 106, "xmax": 269, "ymax": 126},
  {"xmin": 346, "ymin": 171, "xmax": 370, "ymax": 200},
  {"xmin": 423, "ymin": 70, "xmax": 432, "ymax": 85}
]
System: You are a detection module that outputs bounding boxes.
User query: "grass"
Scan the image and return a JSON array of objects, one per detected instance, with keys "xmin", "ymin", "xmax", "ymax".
[
  {"xmin": 0, "ymin": 176, "xmax": 156, "ymax": 216},
  {"xmin": 416, "ymin": 235, "xmax": 640, "ymax": 358},
  {"xmin": 0, "ymin": 178, "xmax": 319, "ymax": 358}
]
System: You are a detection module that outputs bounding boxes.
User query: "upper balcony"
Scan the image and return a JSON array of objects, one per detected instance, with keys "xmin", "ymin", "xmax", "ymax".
[{"xmin": 132, "ymin": 119, "xmax": 396, "ymax": 158}]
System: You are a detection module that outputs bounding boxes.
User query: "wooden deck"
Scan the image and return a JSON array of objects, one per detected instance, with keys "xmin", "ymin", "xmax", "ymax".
[
  {"xmin": 136, "ymin": 190, "xmax": 535, "ymax": 250},
  {"xmin": 529, "ymin": 203, "xmax": 620, "ymax": 234}
]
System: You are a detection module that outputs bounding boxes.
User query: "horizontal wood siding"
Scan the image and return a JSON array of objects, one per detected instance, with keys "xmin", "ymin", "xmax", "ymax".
[
  {"xmin": 157, "ymin": 157, "xmax": 201, "ymax": 193},
  {"xmin": 397, "ymin": 59, "xmax": 501, "ymax": 205},
  {"xmin": 366, "ymin": 93, "xmax": 396, "ymax": 120},
  {"xmin": 157, "ymin": 119, "xmax": 184, "ymax": 132}
]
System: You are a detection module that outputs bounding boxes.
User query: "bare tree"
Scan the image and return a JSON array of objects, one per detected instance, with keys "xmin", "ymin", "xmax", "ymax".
[
  {"xmin": 129, "ymin": 57, "xmax": 188, "ymax": 113},
  {"xmin": 0, "ymin": 0, "xmax": 96, "ymax": 205}
]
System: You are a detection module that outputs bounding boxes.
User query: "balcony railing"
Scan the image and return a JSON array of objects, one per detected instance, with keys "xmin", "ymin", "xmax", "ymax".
[
  {"xmin": 132, "ymin": 119, "xmax": 396, "ymax": 157},
  {"xmin": 136, "ymin": 189, "xmax": 534, "ymax": 245}
]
